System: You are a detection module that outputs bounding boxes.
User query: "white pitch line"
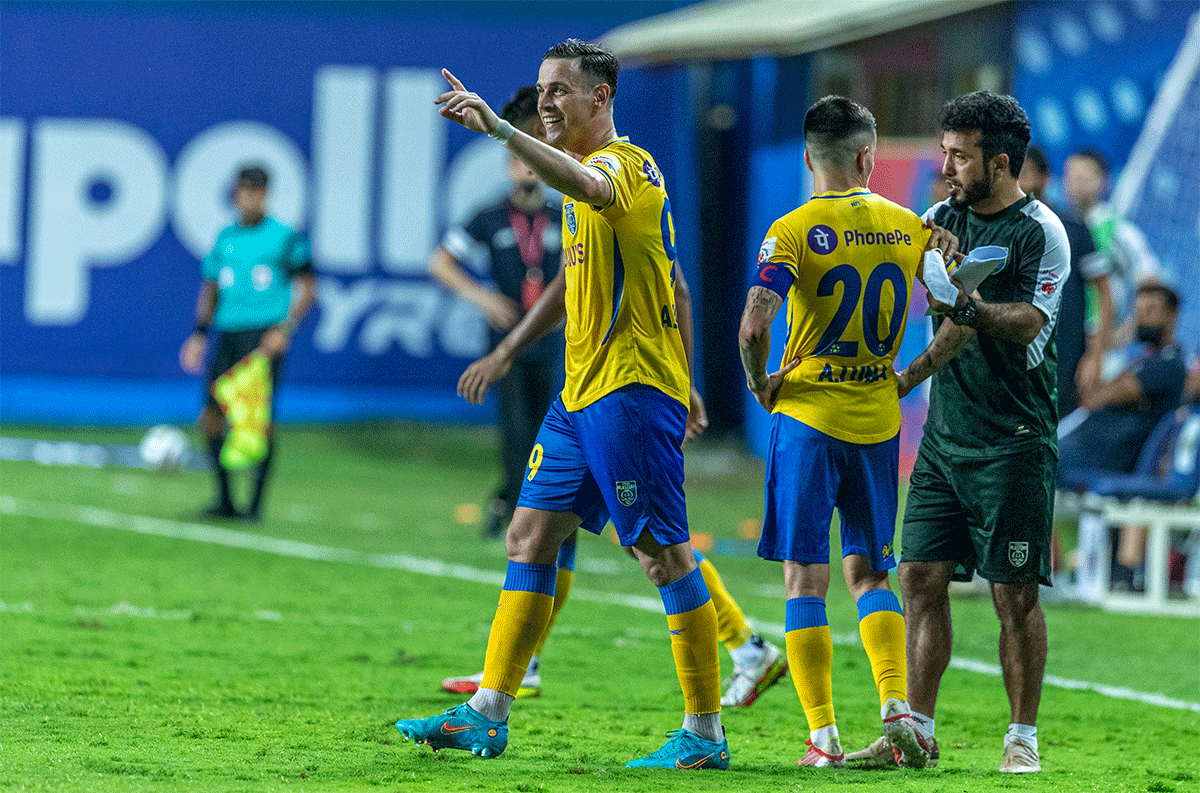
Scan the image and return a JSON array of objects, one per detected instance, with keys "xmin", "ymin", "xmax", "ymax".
[{"xmin": 4, "ymin": 494, "xmax": 1199, "ymax": 714}]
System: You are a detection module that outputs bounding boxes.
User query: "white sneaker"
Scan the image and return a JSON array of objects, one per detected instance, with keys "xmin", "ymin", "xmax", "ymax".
[
  {"xmin": 797, "ymin": 735, "xmax": 845, "ymax": 767},
  {"xmin": 720, "ymin": 639, "xmax": 788, "ymax": 707},
  {"xmin": 999, "ymin": 737, "xmax": 1040, "ymax": 773},
  {"xmin": 881, "ymin": 698, "xmax": 931, "ymax": 769},
  {"xmin": 440, "ymin": 670, "xmax": 542, "ymax": 699}
]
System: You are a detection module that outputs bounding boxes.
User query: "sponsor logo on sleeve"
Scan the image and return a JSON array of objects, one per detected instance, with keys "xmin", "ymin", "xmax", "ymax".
[
  {"xmin": 758, "ymin": 237, "xmax": 777, "ymax": 266},
  {"xmin": 1037, "ymin": 270, "xmax": 1060, "ymax": 296},
  {"xmin": 586, "ymin": 153, "xmax": 621, "ymax": 176},
  {"xmin": 807, "ymin": 224, "xmax": 838, "ymax": 255}
]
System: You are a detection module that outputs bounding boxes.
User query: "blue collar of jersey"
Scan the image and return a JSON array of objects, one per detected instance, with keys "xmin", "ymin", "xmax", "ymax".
[{"xmin": 811, "ymin": 188, "xmax": 872, "ymax": 200}]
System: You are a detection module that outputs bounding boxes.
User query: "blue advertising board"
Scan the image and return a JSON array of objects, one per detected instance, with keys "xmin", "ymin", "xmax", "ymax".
[{"xmin": 0, "ymin": 1, "xmax": 692, "ymax": 423}]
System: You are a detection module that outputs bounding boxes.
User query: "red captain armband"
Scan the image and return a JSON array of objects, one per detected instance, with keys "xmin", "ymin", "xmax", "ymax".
[{"xmin": 753, "ymin": 264, "xmax": 794, "ymax": 298}]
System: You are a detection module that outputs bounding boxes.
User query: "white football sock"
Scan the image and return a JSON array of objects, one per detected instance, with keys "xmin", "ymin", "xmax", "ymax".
[
  {"xmin": 467, "ymin": 687, "xmax": 514, "ymax": 723},
  {"xmin": 910, "ymin": 711, "xmax": 935, "ymax": 740},
  {"xmin": 810, "ymin": 724, "xmax": 840, "ymax": 749},
  {"xmin": 728, "ymin": 634, "xmax": 766, "ymax": 668},
  {"xmin": 682, "ymin": 712, "xmax": 723, "ymax": 743},
  {"xmin": 1005, "ymin": 723, "xmax": 1037, "ymax": 752}
]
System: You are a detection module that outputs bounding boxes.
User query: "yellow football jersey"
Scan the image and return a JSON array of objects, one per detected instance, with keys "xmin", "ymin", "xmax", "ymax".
[
  {"xmin": 559, "ymin": 138, "xmax": 689, "ymax": 411},
  {"xmin": 759, "ymin": 188, "xmax": 931, "ymax": 443}
]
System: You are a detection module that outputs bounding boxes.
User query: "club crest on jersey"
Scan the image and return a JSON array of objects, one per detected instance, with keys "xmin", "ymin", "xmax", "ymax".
[
  {"xmin": 1009, "ymin": 541, "xmax": 1029, "ymax": 567},
  {"xmin": 565, "ymin": 202, "xmax": 577, "ymax": 235},
  {"xmin": 615, "ymin": 480, "xmax": 638, "ymax": 507},
  {"xmin": 758, "ymin": 237, "xmax": 778, "ymax": 266},
  {"xmin": 807, "ymin": 224, "xmax": 838, "ymax": 255},
  {"xmin": 642, "ymin": 160, "xmax": 662, "ymax": 187}
]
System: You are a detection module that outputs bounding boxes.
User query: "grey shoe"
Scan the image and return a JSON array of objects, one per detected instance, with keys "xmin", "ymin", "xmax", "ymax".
[
  {"xmin": 999, "ymin": 737, "xmax": 1040, "ymax": 773},
  {"xmin": 845, "ymin": 733, "xmax": 939, "ymax": 768}
]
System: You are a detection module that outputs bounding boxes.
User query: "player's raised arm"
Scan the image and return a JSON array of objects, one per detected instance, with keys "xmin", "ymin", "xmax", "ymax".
[{"xmin": 435, "ymin": 69, "xmax": 611, "ymax": 207}]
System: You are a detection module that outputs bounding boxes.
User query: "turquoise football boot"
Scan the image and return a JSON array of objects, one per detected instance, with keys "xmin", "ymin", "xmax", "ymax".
[
  {"xmin": 395, "ymin": 703, "xmax": 508, "ymax": 758},
  {"xmin": 625, "ymin": 729, "xmax": 730, "ymax": 769}
]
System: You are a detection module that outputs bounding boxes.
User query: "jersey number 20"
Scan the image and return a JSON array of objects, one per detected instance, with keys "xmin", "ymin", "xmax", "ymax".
[{"xmin": 813, "ymin": 262, "xmax": 908, "ymax": 357}]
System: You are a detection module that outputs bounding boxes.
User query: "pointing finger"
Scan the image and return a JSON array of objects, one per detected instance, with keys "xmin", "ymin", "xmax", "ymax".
[{"xmin": 442, "ymin": 68, "xmax": 466, "ymax": 92}]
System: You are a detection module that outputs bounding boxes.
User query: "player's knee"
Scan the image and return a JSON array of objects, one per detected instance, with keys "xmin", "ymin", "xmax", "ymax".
[
  {"xmin": 991, "ymin": 581, "xmax": 1041, "ymax": 625},
  {"xmin": 846, "ymin": 571, "xmax": 889, "ymax": 602},
  {"xmin": 632, "ymin": 537, "xmax": 693, "ymax": 588},
  {"xmin": 898, "ymin": 562, "xmax": 949, "ymax": 605},
  {"xmin": 504, "ymin": 508, "xmax": 573, "ymax": 565}
]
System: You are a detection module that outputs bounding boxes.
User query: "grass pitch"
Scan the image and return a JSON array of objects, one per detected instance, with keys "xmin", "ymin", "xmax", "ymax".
[{"xmin": 1, "ymin": 423, "xmax": 1197, "ymax": 792}]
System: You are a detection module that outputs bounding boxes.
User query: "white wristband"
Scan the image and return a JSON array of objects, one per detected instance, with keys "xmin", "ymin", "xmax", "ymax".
[{"xmin": 488, "ymin": 119, "xmax": 516, "ymax": 143}]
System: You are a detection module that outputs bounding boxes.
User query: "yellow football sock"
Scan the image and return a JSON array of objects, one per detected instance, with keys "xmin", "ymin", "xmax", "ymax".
[
  {"xmin": 666, "ymin": 600, "xmax": 722, "ymax": 714},
  {"xmin": 786, "ymin": 597, "xmax": 834, "ymax": 731},
  {"xmin": 532, "ymin": 568, "xmax": 572, "ymax": 656},
  {"xmin": 696, "ymin": 553, "xmax": 754, "ymax": 650},
  {"xmin": 661, "ymin": 566, "xmax": 721, "ymax": 714},
  {"xmin": 857, "ymin": 589, "xmax": 907, "ymax": 705},
  {"xmin": 480, "ymin": 563, "xmax": 555, "ymax": 696}
]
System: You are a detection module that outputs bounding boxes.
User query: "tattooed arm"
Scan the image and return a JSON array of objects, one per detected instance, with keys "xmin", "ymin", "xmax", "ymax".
[
  {"xmin": 739, "ymin": 285, "xmax": 800, "ymax": 411},
  {"xmin": 896, "ymin": 319, "xmax": 975, "ymax": 398}
]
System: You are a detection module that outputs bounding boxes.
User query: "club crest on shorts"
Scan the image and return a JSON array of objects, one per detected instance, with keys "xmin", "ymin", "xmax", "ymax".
[
  {"xmin": 565, "ymin": 202, "xmax": 577, "ymax": 235},
  {"xmin": 615, "ymin": 480, "xmax": 637, "ymax": 507},
  {"xmin": 1008, "ymin": 541, "xmax": 1029, "ymax": 567}
]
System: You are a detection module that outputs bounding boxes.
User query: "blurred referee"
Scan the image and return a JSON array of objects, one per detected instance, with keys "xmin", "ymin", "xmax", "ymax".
[{"xmin": 179, "ymin": 165, "xmax": 317, "ymax": 520}]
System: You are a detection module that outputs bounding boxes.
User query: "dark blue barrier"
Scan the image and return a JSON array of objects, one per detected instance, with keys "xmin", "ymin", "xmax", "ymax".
[{"xmin": 0, "ymin": 0, "xmax": 692, "ymax": 424}]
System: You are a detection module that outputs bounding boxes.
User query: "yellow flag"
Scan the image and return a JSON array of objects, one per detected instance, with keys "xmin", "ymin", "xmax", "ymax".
[{"xmin": 212, "ymin": 352, "xmax": 272, "ymax": 470}]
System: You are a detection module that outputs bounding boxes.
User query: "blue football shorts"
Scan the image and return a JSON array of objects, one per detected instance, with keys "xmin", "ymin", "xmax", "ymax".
[
  {"xmin": 516, "ymin": 384, "xmax": 690, "ymax": 548},
  {"xmin": 758, "ymin": 413, "xmax": 900, "ymax": 570}
]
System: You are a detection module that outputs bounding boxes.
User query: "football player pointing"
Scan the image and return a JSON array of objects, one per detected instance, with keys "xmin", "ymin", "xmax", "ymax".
[{"xmin": 397, "ymin": 40, "xmax": 730, "ymax": 770}]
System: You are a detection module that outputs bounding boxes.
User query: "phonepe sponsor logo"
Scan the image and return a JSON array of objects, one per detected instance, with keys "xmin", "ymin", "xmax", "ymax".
[
  {"xmin": 807, "ymin": 225, "xmax": 838, "ymax": 255},
  {"xmin": 843, "ymin": 228, "xmax": 914, "ymax": 247},
  {"xmin": 0, "ymin": 66, "xmax": 514, "ymax": 358}
]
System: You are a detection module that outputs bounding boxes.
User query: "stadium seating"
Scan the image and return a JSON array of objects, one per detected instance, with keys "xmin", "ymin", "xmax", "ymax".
[{"xmin": 1072, "ymin": 406, "xmax": 1200, "ymax": 616}]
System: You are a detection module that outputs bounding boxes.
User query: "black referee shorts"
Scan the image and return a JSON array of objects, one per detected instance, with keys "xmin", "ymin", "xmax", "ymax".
[{"xmin": 203, "ymin": 328, "xmax": 285, "ymax": 412}]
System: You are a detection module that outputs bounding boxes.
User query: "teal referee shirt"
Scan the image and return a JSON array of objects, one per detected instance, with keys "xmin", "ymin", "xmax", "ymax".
[{"xmin": 202, "ymin": 217, "xmax": 311, "ymax": 331}]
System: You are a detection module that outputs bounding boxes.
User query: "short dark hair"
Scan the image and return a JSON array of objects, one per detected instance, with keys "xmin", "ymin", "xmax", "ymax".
[
  {"xmin": 1025, "ymin": 144, "xmax": 1049, "ymax": 177},
  {"xmin": 501, "ymin": 85, "xmax": 540, "ymax": 127},
  {"xmin": 1137, "ymin": 281, "xmax": 1179, "ymax": 313},
  {"xmin": 543, "ymin": 38, "xmax": 618, "ymax": 98},
  {"xmin": 1071, "ymin": 147, "xmax": 1110, "ymax": 177},
  {"xmin": 803, "ymin": 96, "xmax": 876, "ymax": 168},
  {"xmin": 940, "ymin": 91, "xmax": 1031, "ymax": 178},
  {"xmin": 237, "ymin": 165, "xmax": 269, "ymax": 189}
]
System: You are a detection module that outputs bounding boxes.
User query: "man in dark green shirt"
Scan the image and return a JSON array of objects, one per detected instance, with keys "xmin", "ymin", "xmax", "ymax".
[{"xmin": 849, "ymin": 92, "xmax": 1069, "ymax": 775}]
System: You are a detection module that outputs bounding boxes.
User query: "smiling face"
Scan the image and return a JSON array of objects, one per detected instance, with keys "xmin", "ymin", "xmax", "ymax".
[
  {"xmin": 536, "ymin": 57, "xmax": 604, "ymax": 152},
  {"xmin": 941, "ymin": 129, "xmax": 994, "ymax": 210}
]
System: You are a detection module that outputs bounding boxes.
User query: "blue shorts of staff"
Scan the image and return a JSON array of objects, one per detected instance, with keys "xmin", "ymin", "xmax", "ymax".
[
  {"xmin": 758, "ymin": 413, "xmax": 899, "ymax": 571},
  {"xmin": 516, "ymin": 384, "xmax": 689, "ymax": 547}
]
